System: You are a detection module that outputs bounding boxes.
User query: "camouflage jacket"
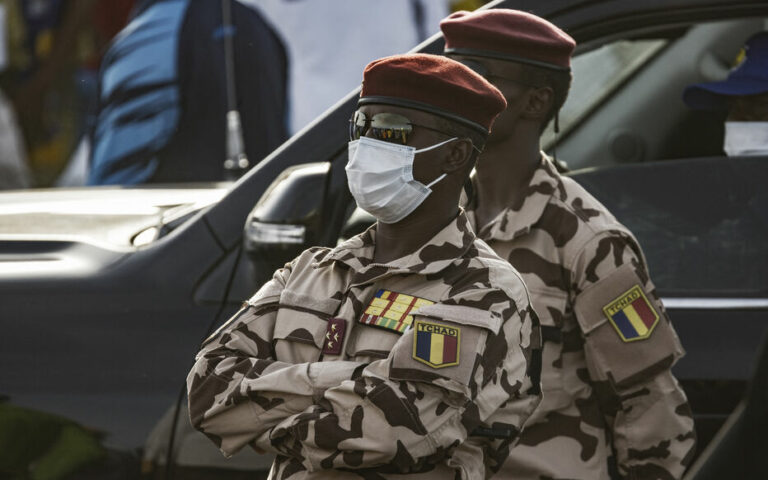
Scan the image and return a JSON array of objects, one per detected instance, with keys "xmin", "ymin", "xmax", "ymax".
[
  {"xmin": 187, "ymin": 211, "xmax": 542, "ymax": 479},
  {"xmin": 465, "ymin": 157, "xmax": 696, "ymax": 480}
]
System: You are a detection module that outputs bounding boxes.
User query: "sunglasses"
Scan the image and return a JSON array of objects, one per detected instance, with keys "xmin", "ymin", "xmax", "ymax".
[{"xmin": 349, "ymin": 111, "xmax": 451, "ymax": 145}]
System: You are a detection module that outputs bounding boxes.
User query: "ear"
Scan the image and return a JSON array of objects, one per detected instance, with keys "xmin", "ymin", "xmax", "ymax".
[
  {"xmin": 442, "ymin": 138, "xmax": 474, "ymax": 173},
  {"xmin": 523, "ymin": 86, "xmax": 554, "ymax": 121}
]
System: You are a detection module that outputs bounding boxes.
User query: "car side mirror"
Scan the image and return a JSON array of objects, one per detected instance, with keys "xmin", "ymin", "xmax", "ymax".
[{"xmin": 244, "ymin": 162, "xmax": 330, "ymax": 282}]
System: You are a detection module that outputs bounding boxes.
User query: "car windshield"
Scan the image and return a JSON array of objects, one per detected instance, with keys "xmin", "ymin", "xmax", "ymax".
[
  {"xmin": 572, "ymin": 156, "xmax": 768, "ymax": 297},
  {"xmin": 541, "ymin": 38, "xmax": 669, "ymax": 149}
]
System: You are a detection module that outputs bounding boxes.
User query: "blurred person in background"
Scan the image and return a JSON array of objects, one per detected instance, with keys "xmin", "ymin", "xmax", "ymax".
[
  {"xmin": 250, "ymin": 0, "xmax": 451, "ymax": 135},
  {"xmin": 0, "ymin": 0, "xmax": 29, "ymax": 189},
  {"xmin": 0, "ymin": 91, "xmax": 30, "ymax": 190},
  {"xmin": 55, "ymin": 0, "xmax": 136, "ymax": 187},
  {"xmin": 88, "ymin": 0, "xmax": 288, "ymax": 185},
  {"xmin": 0, "ymin": 0, "xmax": 134, "ymax": 187},
  {"xmin": 683, "ymin": 32, "xmax": 768, "ymax": 157},
  {"xmin": 0, "ymin": 0, "xmax": 90, "ymax": 187}
]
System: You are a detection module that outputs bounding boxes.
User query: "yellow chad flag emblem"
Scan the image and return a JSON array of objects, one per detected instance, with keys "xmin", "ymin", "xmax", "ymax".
[
  {"xmin": 412, "ymin": 320, "xmax": 460, "ymax": 368},
  {"xmin": 602, "ymin": 285, "xmax": 659, "ymax": 342}
]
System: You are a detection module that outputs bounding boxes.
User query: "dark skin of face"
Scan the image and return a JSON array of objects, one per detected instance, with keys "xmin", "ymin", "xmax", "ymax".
[
  {"xmin": 355, "ymin": 104, "xmax": 475, "ymax": 264},
  {"xmin": 450, "ymin": 55, "xmax": 556, "ymax": 232},
  {"xmin": 727, "ymin": 91, "xmax": 768, "ymax": 121}
]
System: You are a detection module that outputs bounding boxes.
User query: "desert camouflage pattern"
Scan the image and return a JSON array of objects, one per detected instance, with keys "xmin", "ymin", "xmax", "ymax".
[
  {"xmin": 187, "ymin": 211, "xmax": 542, "ymax": 479},
  {"xmin": 465, "ymin": 157, "xmax": 696, "ymax": 480}
]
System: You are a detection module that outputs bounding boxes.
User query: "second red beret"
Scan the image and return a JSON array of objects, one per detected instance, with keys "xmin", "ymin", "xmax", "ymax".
[{"xmin": 441, "ymin": 9, "xmax": 575, "ymax": 71}]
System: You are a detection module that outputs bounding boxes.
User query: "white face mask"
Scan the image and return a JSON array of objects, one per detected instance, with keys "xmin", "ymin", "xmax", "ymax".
[
  {"xmin": 346, "ymin": 136, "xmax": 457, "ymax": 224},
  {"xmin": 724, "ymin": 121, "xmax": 768, "ymax": 157}
]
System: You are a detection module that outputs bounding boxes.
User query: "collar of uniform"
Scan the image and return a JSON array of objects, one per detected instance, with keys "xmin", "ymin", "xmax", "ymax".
[
  {"xmin": 468, "ymin": 154, "xmax": 565, "ymax": 242},
  {"xmin": 316, "ymin": 210, "xmax": 477, "ymax": 286},
  {"xmin": 313, "ymin": 226, "xmax": 376, "ymax": 271}
]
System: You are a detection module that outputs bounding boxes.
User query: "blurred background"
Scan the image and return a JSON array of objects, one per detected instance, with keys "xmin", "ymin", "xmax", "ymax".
[
  {"xmin": 0, "ymin": 0, "xmax": 488, "ymax": 190},
  {"xmin": 2, "ymin": 1, "xmax": 766, "ymax": 479}
]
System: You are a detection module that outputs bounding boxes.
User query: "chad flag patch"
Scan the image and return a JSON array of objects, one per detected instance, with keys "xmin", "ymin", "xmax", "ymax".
[
  {"xmin": 603, "ymin": 285, "xmax": 660, "ymax": 342},
  {"xmin": 359, "ymin": 289, "xmax": 434, "ymax": 334},
  {"xmin": 413, "ymin": 320, "xmax": 460, "ymax": 368}
]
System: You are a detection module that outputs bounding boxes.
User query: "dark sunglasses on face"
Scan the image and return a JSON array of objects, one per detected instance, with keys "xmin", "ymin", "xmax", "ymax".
[{"xmin": 349, "ymin": 111, "xmax": 452, "ymax": 145}]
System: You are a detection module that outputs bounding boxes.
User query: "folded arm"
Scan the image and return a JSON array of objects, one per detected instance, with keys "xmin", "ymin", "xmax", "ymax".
[{"xmin": 188, "ymin": 288, "xmax": 540, "ymax": 473}]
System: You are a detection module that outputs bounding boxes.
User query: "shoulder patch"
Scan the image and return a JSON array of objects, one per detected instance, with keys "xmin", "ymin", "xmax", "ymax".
[
  {"xmin": 359, "ymin": 289, "xmax": 434, "ymax": 334},
  {"xmin": 603, "ymin": 285, "xmax": 659, "ymax": 342},
  {"xmin": 412, "ymin": 319, "xmax": 460, "ymax": 368}
]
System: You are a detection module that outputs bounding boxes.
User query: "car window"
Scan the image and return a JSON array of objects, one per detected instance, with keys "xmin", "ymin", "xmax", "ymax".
[
  {"xmin": 542, "ymin": 38, "xmax": 668, "ymax": 149},
  {"xmin": 571, "ymin": 157, "xmax": 768, "ymax": 297}
]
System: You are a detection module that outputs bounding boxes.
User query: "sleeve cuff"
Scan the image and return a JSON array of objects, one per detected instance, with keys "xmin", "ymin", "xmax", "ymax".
[{"xmin": 308, "ymin": 361, "xmax": 365, "ymax": 402}]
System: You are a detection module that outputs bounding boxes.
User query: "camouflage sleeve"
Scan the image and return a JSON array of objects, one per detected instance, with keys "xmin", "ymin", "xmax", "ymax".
[
  {"xmin": 187, "ymin": 257, "xmax": 365, "ymax": 457},
  {"xmin": 454, "ymin": 306, "xmax": 542, "ymax": 479},
  {"xmin": 571, "ymin": 231, "xmax": 696, "ymax": 479},
  {"xmin": 204, "ymin": 287, "xmax": 538, "ymax": 474},
  {"xmin": 256, "ymin": 288, "xmax": 539, "ymax": 474}
]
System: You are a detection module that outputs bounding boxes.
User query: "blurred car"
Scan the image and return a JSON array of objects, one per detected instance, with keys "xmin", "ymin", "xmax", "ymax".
[{"xmin": 1, "ymin": 0, "xmax": 767, "ymax": 478}]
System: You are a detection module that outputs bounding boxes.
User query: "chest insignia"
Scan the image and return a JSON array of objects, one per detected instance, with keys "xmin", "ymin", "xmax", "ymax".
[
  {"xmin": 359, "ymin": 289, "xmax": 434, "ymax": 334},
  {"xmin": 322, "ymin": 317, "xmax": 347, "ymax": 355},
  {"xmin": 602, "ymin": 285, "xmax": 660, "ymax": 342},
  {"xmin": 412, "ymin": 319, "xmax": 460, "ymax": 368}
]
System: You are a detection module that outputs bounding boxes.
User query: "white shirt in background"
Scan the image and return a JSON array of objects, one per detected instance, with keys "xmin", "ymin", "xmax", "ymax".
[{"xmin": 249, "ymin": 0, "xmax": 450, "ymax": 134}]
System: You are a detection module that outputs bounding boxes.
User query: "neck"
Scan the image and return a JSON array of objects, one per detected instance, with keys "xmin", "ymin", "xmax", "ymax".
[
  {"xmin": 373, "ymin": 199, "xmax": 459, "ymax": 265},
  {"xmin": 473, "ymin": 126, "xmax": 541, "ymax": 229}
]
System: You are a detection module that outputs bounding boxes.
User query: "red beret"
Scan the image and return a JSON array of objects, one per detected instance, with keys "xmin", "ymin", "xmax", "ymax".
[
  {"xmin": 359, "ymin": 53, "xmax": 507, "ymax": 135},
  {"xmin": 441, "ymin": 9, "xmax": 575, "ymax": 71}
]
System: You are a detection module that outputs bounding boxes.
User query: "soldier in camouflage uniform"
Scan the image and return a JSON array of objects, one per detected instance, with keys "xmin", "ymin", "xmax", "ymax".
[
  {"xmin": 441, "ymin": 10, "xmax": 696, "ymax": 480},
  {"xmin": 187, "ymin": 54, "xmax": 542, "ymax": 479}
]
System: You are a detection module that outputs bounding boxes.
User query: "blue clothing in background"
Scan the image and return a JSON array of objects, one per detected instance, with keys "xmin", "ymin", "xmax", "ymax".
[{"xmin": 89, "ymin": 0, "xmax": 288, "ymax": 185}]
